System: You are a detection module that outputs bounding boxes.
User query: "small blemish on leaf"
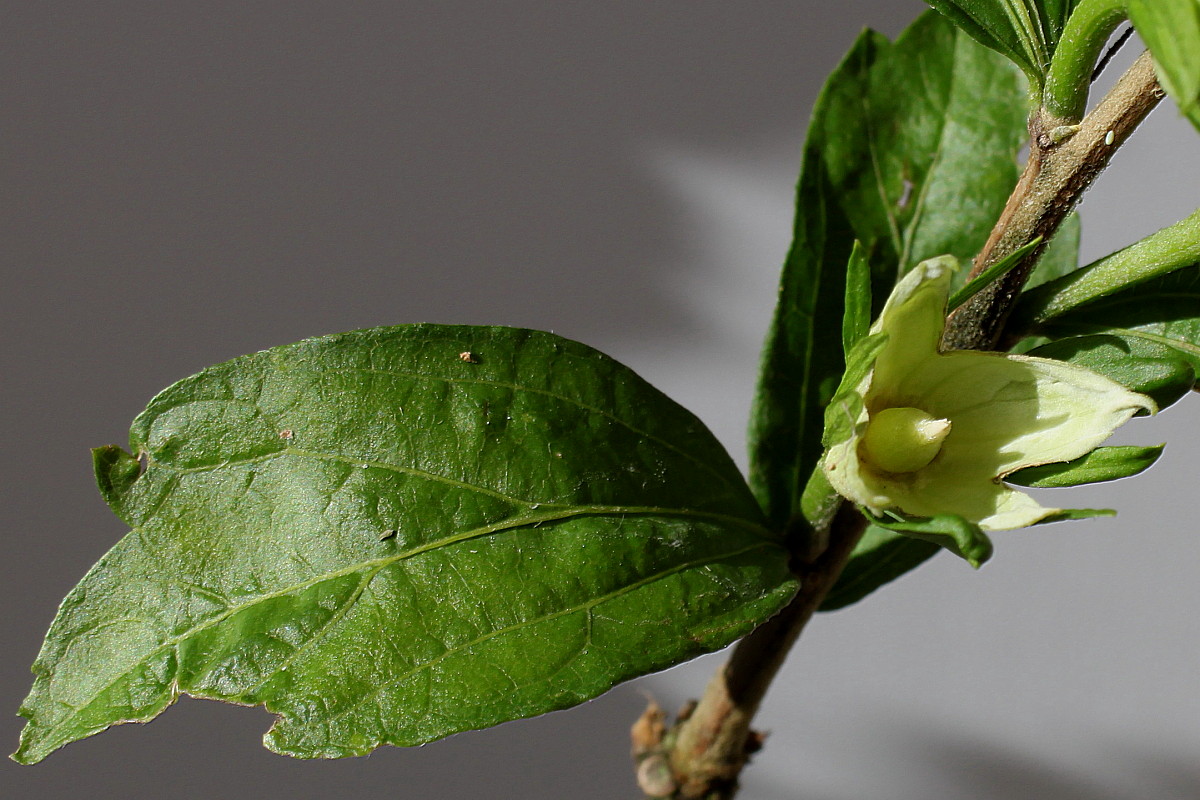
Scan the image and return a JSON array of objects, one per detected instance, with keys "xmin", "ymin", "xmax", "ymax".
[
  {"xmin": 459, "ymin": 351, "xmax": 479, "ymax": 363},
  {"xmin": 279, "ymin": 429, "xmax": 294, "ymax": 440},
  {"xmin": 379, "ymin": 529, "xmax": 397, "ymax": 541}
]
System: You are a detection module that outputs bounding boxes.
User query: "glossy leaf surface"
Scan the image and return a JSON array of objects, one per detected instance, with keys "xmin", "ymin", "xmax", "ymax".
[
  {"xmin": 750, "ymin": 11, "xmax": 1028, "ymax": 532},
  {"xmin": 1027, "ymin": 266, "xmax": 1200, "ymax": 409},
  {"xmin": 16, "ymin": 325, "xmax": 797, "ymax": 764}
]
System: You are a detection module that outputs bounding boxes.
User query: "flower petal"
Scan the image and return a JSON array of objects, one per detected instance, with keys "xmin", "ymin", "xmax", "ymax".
[
  {"xmin": 908, "ymin": 351, "xmax": 1155, "ymax": 475},
  {"xmin": 824, "ymin": 255, "xmax": 1157, "ymax": 533}
]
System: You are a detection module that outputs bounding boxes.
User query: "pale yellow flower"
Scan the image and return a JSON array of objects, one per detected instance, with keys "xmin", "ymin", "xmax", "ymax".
[{"xmin": 824, "ymin": 257, "xmax": 1155, "ymax": 531}]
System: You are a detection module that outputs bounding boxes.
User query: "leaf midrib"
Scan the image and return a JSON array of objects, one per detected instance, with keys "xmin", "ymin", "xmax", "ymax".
[
  {"xmin": 1050, "ymin": 320, "xmax": 1200, "ymax": 358},
  {"xmin": 31, "ymin": 504, "xmax": 775, "ymax": 751},
  {"xmin": 276, "ymin": 538, "xmax": 780, "ymax": 746}
]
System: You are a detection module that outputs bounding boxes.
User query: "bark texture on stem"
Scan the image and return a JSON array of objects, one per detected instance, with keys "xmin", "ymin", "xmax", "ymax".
[
  {"xmin": 942, "ymin": 50, "xmax": 1163, "ymax": 351},
  {"xmin": 655, "ymin": 504, "xmax": 867, "ymax": 800}
]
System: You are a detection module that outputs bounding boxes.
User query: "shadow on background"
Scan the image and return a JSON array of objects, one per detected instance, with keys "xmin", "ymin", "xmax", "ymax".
[
  {"xmin": 1, "ymin": 3, "xmax": 917, "ymax": 798},
  {"xmin": 4, "ymin": 2, "xmax": 1198, "ymax": 798},
  {"xmin": 746, "ymin": 710, "xmax": 1200, "ymax": 800}
]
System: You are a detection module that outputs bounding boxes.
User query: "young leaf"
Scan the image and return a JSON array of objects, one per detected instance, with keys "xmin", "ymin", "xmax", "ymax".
[
  {"xmin": 749, "ymin": 11, "xmax": 1028, "ymax": 532},
  {"xmin": 1128, "ymin": 0, "xmax": 1200, "ymax": 132},
  {"xmin": 1006, "ymin": 444, "xmax": 1163, "ymax": 487},
  {"xmin": 15, "ymin": 324, "xmax": 797, "ymax": 765},
  {"xmin": 842, "ymin": 241, "xmax": 872, "ymax": 356},
  {"xmin": 947, "ymin": 236, "xmax": 1043, "ymax": 311},
  {"xmin": 926, "ymin": 0, "xmax": 1084, "ymax": 87},
  {"xmin": 822, "ymin": 332, "xmax": 889, "ymax": 450},
  {"xmin": 1013, "ymin": 207, "xmax": 1200, "ymax": 325}
]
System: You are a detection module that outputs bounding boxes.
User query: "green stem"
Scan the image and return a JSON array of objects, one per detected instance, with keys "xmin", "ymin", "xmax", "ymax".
[
  {"xmin": 1044, "ymin": 0, "xmax": 1128, "ymax": 122},
  {"xmin": 1010, "ymin": 205, "xmax": 1200, "ymax": 328}
]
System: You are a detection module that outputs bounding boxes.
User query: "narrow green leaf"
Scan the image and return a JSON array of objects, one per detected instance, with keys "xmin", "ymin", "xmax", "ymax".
[
  {"xmin": 1026, "ymin": 333, "xmax": 1196, "ymax": 409},
  {"xmin": 1006, "ymin": 444, "xmax": 1164, "ymax": 487},
  {"xmin": 1013, "ymin": 207, "xmax": 1200, "ymax": 327},
  {"xmin": 865, "ymin": 510, "xmax": 994, "ymax": 569},
  {"xmin": 822, "ymin": 332, "xmax": 888, "ymax": 450},
  {"xmin": 1023, "ymin": 266, "xmax": 1200, "ymax": 409},
  {"xmin": 820, "ymin": 527, "xmax": 940, "ymax": 611},
  {"xmin": 842, "ymin": 241, "xmax": 872, "ymax": 356},
  {"xmin": 948, "ymin": 236, "xmax": 1043, "ymax": 311},
  {"xmin": 926, "ymin": 0, "xmax": 1085, "ymax": 87},
  {"xmin": 749, "ymin": 11, "xmax": 1028, "ymax": 532},
  {"xmin": 1128, "ymin": 0, "xmax": 1200, "ymax": 132},
  {"xmin": 15, "ymin": 324, "xmax": 797, "ymax": 765}
]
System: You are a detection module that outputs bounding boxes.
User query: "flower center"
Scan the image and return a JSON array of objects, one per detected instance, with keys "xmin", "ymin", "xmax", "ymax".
[{"xmin": 859, "ymin": 406, "xmax": 952, "ymax": 474}]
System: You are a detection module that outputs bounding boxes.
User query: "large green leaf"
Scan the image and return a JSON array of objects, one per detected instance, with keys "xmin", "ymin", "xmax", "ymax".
[
  {"xmin": 749, "ymin": 11, "xmax": 1028, "ymax": 604},
  {"xmin": 15, "ymin": 325, "xmax": 797, "ymax": 764},
  {"xmin": 1027, "ymin": 266, "xmax": 1200, "ymax": 409},
  {"xmin": 1128, "ymin": 0, "xmax": 1200, "ymax": 132},
  {"xmin": 926, "ymin": 0, "xmax": 1084, "ymax": 87}
]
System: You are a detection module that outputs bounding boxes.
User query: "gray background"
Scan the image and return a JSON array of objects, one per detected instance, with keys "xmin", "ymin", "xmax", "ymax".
[{"xmin": 2, "ymin": 2, "xmax": 1197, "ymax": 798}]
